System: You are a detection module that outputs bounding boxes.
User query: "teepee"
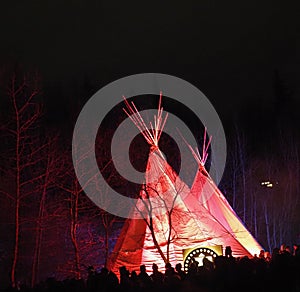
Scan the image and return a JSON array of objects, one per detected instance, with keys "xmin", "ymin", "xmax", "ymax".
[
  {"xmin": 107, "ymin": 94, "xmax": 262, "ymax": 276},
  {"xmin": 186, "ymin": 131, "xmax": 263, "ymax": 257}
]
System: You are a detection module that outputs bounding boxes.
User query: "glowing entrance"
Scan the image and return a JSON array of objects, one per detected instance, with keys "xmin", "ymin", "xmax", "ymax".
[{"xmin": 183, "ymin": 246, "xmax": 221, "ymax": 272}]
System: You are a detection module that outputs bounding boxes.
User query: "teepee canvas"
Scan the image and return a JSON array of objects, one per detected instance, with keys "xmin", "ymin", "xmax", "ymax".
[
  {"xmin": 108, "ymin": 94, "xmax": 262, "ymax": 276},
  {"xmin": 187, "ymin": 134, "xmax": 262, "ymax": 257}
]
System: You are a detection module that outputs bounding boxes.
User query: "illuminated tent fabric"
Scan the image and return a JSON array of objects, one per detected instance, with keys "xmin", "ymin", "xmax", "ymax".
[
  {"xmin": 108, "ymin": 147, "xmax": 209, "ymax": 275},
  {"xmin": 187, "ymin": 137, "xmax": 263, "ymax": 257},
  {"xmin": 183, "ymin": 129, "xmax": 263, "ymax": 256},
  {"xmin": 107, "ymin": 95, "xmax": 262, "ymax": 276}
]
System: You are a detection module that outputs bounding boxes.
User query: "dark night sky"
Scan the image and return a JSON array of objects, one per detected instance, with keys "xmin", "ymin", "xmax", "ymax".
[{"xmin": 1, "ymin": 0, "xmax": 300, "ymax": 153}]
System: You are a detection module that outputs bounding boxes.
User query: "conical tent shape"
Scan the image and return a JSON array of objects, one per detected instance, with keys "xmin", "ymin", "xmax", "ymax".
[
  {"xmin": 108, "ymin": 146, "xmax": 208, "ymax": 275},
  {"xmin": 188, "ymin": 134, "xmax": 263, "ymax": 257},
  {"xmin": 108, "ymin": 145, "xmax": 256, "ymax": 276},
  {"xmin": 108, "ymin": 95, "xmax": 262, "ymax": 276}
]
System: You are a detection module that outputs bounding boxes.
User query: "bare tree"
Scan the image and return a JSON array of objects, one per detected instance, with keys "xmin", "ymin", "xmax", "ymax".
[
  {"xmin": 132, "ymin": 162, "xmax": 188, "ymax": 264},
  {"xmin": 30, "ymin": 134, "xmax": 62, "ymax": 287},
  {"xmin": 56, "ymin": 122, "xmax": 119, "ymax": 278},
  {"xmin": 56, "ymin": 155, "xmax": 84, "ymax": 279},
  {"xmin": 0, "ymin": 70, "xmax": 44, "ymax": 287}
]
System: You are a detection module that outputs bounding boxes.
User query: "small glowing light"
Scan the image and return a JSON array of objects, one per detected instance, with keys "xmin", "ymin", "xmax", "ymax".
[
  {"xmin": 261, "ymin": 181, "xmax": 271, "ymax": 186},
  {"xmin": 261, "ymin": 181, "xmax": 275, "ymax": 188}
]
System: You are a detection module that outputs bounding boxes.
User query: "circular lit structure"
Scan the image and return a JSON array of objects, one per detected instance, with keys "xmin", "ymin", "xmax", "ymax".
[{"xmin": 183, "ymin": 247, "xmax": 218, "ymax": 272}]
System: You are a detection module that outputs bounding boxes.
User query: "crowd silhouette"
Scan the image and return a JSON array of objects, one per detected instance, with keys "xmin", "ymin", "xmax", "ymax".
[{"xmin": 3, "ymin": 244, "xmax": 300, "ymax": 292}]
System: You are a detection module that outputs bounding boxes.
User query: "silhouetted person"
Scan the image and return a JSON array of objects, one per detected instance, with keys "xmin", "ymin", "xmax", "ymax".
[
  {"xmin": 138, "ymin": 264, "xmax": 152, "ymax": 289},
  {"xmin": 225, "ymin": 246, "xmax": 233, "ymax": 258},
  {"xmin": 203, "ymin": 257, "xmax": 214, "ymax": 272},
  {"xmin": 175, "ymin": 263, "xmax": 186, "ymax": 281},
  {"xmin": 106, "ymin": 269, "xmax": 119, "ymax": 292},
  {"xmin": 187, "ymin": 260, "xmax": 199, "ymax": 277},
  {"xmin": 119, "ymin": 266, "xmax": 131, "ymax": 291},
  {"xmin": 164, "ymin": 262, "xmax": 181, "ymax": 290},
  {"xmin": 165, "ymin": 262, "xmax": 175, "ymax": 277},
  {"xmin": 259, "ymin": 249, "xmax": 265, "ymax": 259},
  {"xmin": 130, "ymin": 270, "xmax": 139, "ymax": 292},
  {"xmin": 150, "ymin": 263, "xmax": 164, "ymax": 287}
]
